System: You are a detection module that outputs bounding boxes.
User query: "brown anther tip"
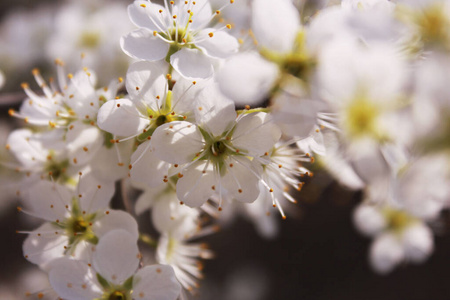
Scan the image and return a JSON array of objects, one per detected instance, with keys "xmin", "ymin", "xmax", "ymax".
[
  {"xmin": 269, "ymin": 188, "xmax": 274, "ymax": 192},
  {"xmin": 117, "ymin": 103, "xmax": 121, "ymax": 107},
  {"xmin": 282, "ymin": 216, "xmax": 287, "ymax": 220},
  {"xmin": 118, "ymin": 162, "xmax": 124, "ymax": 166},
  {"xmin": 208, "ymin": 32, "xmax": 214, "ymax": 37},
  {"xmin": 218, "ymin": 207, "xmax": 223, "ymax": 211},
  {"xmin": 177, "ymin": 173, "xmax": 183, "ymax": 178},
  {"xmin": 105, "ymin": 211, "xmax": 110, "ymax": 214},
  {"xmin": 180, "ymin": 201, "xmax": 184, "ymax": 205},
  {"xmin": 20, "ymin": 82, "xmax": 29, "ymax": 89},
  {"xmin": 245, "ymin": 105, "xmax": 250, "ymax": 110},
  {"xmin": 83, "ymin": 147, "xmax": 88, "ymax": 152},
  {"xmin": 238, "ymin": 189, "xmax": 243, "ymax": 193}
]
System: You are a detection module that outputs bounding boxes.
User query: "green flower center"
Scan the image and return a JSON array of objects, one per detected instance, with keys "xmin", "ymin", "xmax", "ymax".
[
  {"xmin": 79, "ymin": 31, "xmax": 101, "ymax": 48},
  {"xmin": 384, "ymin": 209, "xmax": 415, "ymax": 233},
  {"xmin": 344, "ymin": 97, "xmax": 380, "ymax": 139},
  {"xmin": 211, "ymin": 141, "xmax": 227, "ymax": 157},
  {"xmin": 108, "ymin": 291, "xmax": 128, "ymax": 300},
  {"xmin": 45, "ymin": 158, "xmax": 70, "ymax": 182}
]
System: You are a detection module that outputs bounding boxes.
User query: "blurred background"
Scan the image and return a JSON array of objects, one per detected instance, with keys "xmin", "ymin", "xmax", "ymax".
[{"xmin": 1, "ymin": 0, "xmax": 450, "ymax": 299}]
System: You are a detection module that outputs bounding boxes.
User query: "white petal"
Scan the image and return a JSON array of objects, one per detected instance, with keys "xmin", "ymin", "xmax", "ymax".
[
  {"xmin": 353, "ymin": 204, "xmax": 386, "ymax": 236},
  {"xmin": 121, "ymin": 28, "xmax": 170, "ymax": 61},
  {"xmin": 271, "ymin": 86, "xmax": 321, "ymax": 139},
  {"xmin": 128, "ymin": 1, "xmax": 165, "ymax": 31},
  {"xmin": 183, "ymin": 0, "xmax": 212, "ymax": 29},
  {"xmin": 176, "ymin": 160, "xmax": 216, "ymax": 207},
  {"xmin": 49, "ymin": 258, "xmax": 102, "ymax": 300},
  {"xmin": 232, "ymin": 112, "xmax": 281, "ymax": 156},
  {"xmin": 217, "ymin": 52, "xmax": 279, "ymax": 106},
  {"xmin": 170, "ymin": 48, "xmax": 213, "ymax": 79},
  {"xmin": 152, "ymin": 122, "xmax": 204, "ymax": 164},
  {"xmin": 23, "ymin": 181, "xmax": 71, "ymax": 222},
  {"xmin": 130, "ymin": 141, "xmax": 171, "ymax": 187},
  {"xmin": 370, "ymin": 233, "xmax": 404, "ymax": 274},
  {"xmin": 77, "ymin": 173, "xmax": 115, "ymax": 213},
  {"xmin": 126, "ymin": 61, "xmax": 168, "ymax": 104},
  {"xmin": 402, "ymin": 223, "xmax": 434, "ymax": 263},
  {"xmin": 66, "ymin": 121, "xmax": 103, "ymax": 166},
  {"xmin": 252, "ymin": 0, "xmax": 301, "ymax": 53},
  {"xmin": 97, "ymin": 98, "xmax": 148, "ymax": 137},
  {"xmin": 23, "ymin": 223, "xmax": 67, "ymax": 269},
  {"xmin": 222, "ymin": 156, "xmax": 261, "ymax": 203},
  {"xmin": 194, "ymin": 83, "xmax": 236, "ymax": 137},
  {"xmin": 7, "ymin": 129, "xmax": 47, "ymax": 168},
  {"xmin": 170, "ymin": 77, "xmax": 209, "ymax": 115},
  {"xmin": 195, "ymin": 29, "xmax": 239, "ymax": 59},
  {"xmin": 151, "ymin": 188, "xmax": 197, "ymax": 233},
  {"xmin": 93, "ymin": 229, "xmax": 140, "ymax": 285},
  {"xmin": 90, "ymin": 141, "xmax": 134, "ymax": 182},
  {"xmin": 133, "ymin": 265, "xmax": 181, "ymax": 300},
  {"xmin": 92, "ymin": 210, "xmax": 139, "ymax": 241}
]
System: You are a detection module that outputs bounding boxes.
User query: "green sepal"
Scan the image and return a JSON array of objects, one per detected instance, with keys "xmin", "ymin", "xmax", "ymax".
[
  {"xmin": 104, "ymin": 131, "xmax": 115, "ymax": 149},
  {"xmin": 86, "ymin": 234, "xmax": 99, "ymax": 245},
  {"xmin": 122, "ymin": 276, "xmax": 134, "ymax": 291},
  {"xmin": 137, "ymin": 126, "xmax": 156, "ymax": 142},
  {"xmin": 97, "ymin": 273, "xmax": 111, "ymax": 290}
]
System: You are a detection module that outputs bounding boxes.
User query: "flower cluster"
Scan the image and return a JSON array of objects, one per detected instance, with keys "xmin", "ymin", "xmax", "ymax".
[{"xmin": 2, "ymin": 0, "xmax": 450, "ymax": 298}]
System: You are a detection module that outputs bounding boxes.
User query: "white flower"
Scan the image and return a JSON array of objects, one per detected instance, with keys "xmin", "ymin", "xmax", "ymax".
[
  {"xmin": 121, "ymin": 0, "xmax": 239, "ymax": 79},
  {"xmin": 48, "ymin": 229, "xmax": 181, "ymax": 300},
  {"xmin": 97, "ymin": 61, "xmax": 204, "ymax": 186},
  {"xmin": 7, "ymin": 65, "xmax": 127, "ymax": 178},
  {"xmin": 151, "ymin": 84, "xmax": 281, "ymax": 207},
  {"xmin": 354, "ymin": 203, "xmax": 434, "ymax": 274},
  {"xmin": 46, "ymin": 1, "xmax": 133, "ymax": 83},
  {"xmin": 20, "ymin": 177, "xmax": 138, "ymax": 269},
  {"xmin": 7, "ymin": 129, "xmax": 81, "ymax": 185},
  {"xmin": 156, "ymin": 220, "xmax": 214, "ymax": 292}
]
